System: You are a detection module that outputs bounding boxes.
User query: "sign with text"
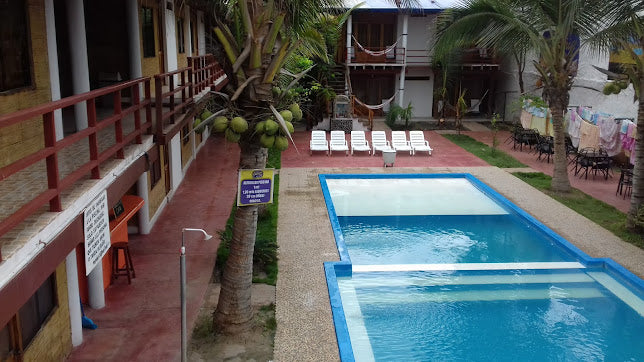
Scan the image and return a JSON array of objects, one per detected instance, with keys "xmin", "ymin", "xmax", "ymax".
[
  {"xmin": 237, "ymin": 169, "xmax": 275, "ymax": 206},
  {"xmin": 84, "ymin": 191, "xmax": 111, "ymax": 275}
]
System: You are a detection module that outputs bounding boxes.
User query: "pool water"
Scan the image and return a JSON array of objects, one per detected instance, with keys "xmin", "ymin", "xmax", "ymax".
[
  {"xmin": 320, "ymin": 174, "xmax": 644, "ymax": 362},
  {"xmin": 338, "ymin": 214, "xmax": 576, "ymax": 264},
  {"xmin": 339, "ymin": 269, "xmax": 644, "ymax": 361}
]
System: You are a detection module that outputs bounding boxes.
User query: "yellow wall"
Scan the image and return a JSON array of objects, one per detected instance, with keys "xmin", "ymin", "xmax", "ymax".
[
  {"xmin": 0, "ymin": 0, "xmax": 51, "ymax": 168},
  {"xmin": 177, "ymin": 15, "xmax": 188, "ymax": 69},
  {"xmin": 23, "ymin": 262, "xmax": 72, "ymax": 362},
  {"xmin": 148, "ymin": 145, "xmax": 167, "ymax": 218}
]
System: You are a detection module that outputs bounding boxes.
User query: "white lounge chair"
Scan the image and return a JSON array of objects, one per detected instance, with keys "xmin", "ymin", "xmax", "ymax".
[
  {"xmin": 310, "ymin": 130, "xmax": 329, "ymax": 155},
  {"xmin": 350, "ymin": 131, "xmax": 371, "ymax": 155},
  {"xmin": 329, "ymin": 130, "xmax": 349, "ymax": 155},
  {"xmin": 371, "ymin": 131, "xmax": 391, "ymax": 156},
  {"xmin": 391, "ymin": 131, "xmax": 413, "ymax": 155},
  {"xmin": 409, "ymin": 130, "xmax": 433, "ymax": 155}
]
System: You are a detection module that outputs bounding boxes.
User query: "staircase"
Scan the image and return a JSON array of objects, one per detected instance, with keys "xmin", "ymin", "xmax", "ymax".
[{"xmin": 328, "ymin": 65, "xmax": 347, "ymax": 95}]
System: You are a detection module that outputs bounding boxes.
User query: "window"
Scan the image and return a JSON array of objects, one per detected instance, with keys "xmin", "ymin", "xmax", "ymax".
[
  {"xmin": 142, "ymin": 7, "xmax": 155, "ymax": 58},
  {"xmin": 150, "ymin": 146, "xmax": 162, "ymax": 188},
  {"xmin": 177, "ymin": 18, "xmax": 185, "ymax": 53},
  {"xmin": 0, "ymin": 0, "xmax": 33, "ymax": 92},
  {"xmin": 1, "ymin": 274, "xmax": 56, "ymax": 358}
]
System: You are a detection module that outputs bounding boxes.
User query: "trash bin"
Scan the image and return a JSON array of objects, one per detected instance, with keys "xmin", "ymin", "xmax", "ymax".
[{"xmin": 383, "ymin": 149, "xmax": 396, "ymax": 167}]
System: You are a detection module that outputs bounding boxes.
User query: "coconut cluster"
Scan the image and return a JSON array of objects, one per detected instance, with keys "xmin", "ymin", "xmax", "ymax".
[
  {"xmin": 603, "ymin": 81, "xmax": 629, "ymax": 95},
  {"xmin": 192, "ymin": 109, "xmax": 214, "ymax": 134},
  {"xmin": 211, "ymin": 103, "xmax": 303, "ymax": 151}
]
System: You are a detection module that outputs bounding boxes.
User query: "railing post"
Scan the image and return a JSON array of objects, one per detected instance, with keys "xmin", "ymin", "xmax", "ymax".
[
  {"xmin": 43, "ymin": 112, "xmax": 62, "ymax": 212},
  {"xmin": 169, "ymin": 75, "xmax": 175, "ymax": 124},
  {"xmin": 155, "ymin": 76, "xmax": 163, "ymax": 139},
  {"xmin": 180, "ymin": 70, "xmax": 187, "ymax": 107},
  {"xmin": 188, "ymin": 67, "xmax": 194, "ymax": 99},
  {"xmin": 133, "ymin": 84, "xmax": 142, "ymax": 144},
  {"xmin": 87, "ymin": 98, "xmax": 100, "ymax": 179},
  {"xmin": 114, "ymin": 91, "xmax": 124, "ymax": 159},
  {"xmin": 145, "ymin": 79, "xmax": 152, "ymax": 135}
]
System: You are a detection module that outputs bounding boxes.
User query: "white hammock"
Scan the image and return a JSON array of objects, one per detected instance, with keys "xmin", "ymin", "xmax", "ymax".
[
  {"xmin": 353, "ymin": 92, "xmax": 399, "ymax": 110},
  {"xmin": 352, "ymin": 35, "xmax": 401, "ymax": 57}
]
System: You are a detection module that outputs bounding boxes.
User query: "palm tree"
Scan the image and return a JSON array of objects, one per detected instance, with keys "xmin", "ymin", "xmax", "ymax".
[
  {"xmin": 206, "ymin": 0, "xmax": 346, "ymax": 334},
  {"xmin": 433, "ymin": 0, "xmax": 615, "ymax": 193},
  {"xmin": 591, "ymin": 0, "xmax": 643, "ymax": 227}
]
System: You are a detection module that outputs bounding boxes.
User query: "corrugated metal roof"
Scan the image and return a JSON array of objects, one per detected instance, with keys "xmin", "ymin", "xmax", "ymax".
[{"xmin": 344, "ymin": 0, "xmax": 458, "ymax": 11}]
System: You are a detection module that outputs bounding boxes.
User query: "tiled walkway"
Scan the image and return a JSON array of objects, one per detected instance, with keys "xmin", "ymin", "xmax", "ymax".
[{"xmin": 67, "ymin": 138, "xmax": 240, "ymax": 361}]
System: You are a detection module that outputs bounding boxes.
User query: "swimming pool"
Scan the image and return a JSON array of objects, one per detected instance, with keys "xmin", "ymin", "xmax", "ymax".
[{"xmin": 321, "ymin": 174, "xmax": 644, "ymax": 361}]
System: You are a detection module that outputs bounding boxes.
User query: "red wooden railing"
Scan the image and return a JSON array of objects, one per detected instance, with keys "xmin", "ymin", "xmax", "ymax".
[
  {"xmin": 154, "ymin": 67, "xmax": 193, "ymax": 140},
  {"xmin": 351, "ymin": 96, "xmax": 374, "ymax": 131},
  {"xmin": 0, "ymin": 78, "xmax": 153, "ymax": 239},
  {"xmin": 189, "ymin": 55, "xmax": 227, "ymax": 94}
]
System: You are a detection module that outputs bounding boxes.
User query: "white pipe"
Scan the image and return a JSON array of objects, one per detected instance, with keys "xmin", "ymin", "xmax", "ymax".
[
  {"xmin": 45, "ymin": 0, "xmax": 64, "ymax": 141},
  {"xmin": 67, "ymin": 0, "xmax": 90, "ymax": 130},
  {"xmin": 65, "ymin": 251, "xmax": 83, "ymax": 346}
]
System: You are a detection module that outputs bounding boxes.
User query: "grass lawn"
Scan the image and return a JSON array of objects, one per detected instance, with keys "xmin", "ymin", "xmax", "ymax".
[
  {"xmin": 442, "ymin": 134, "xmax": 526, "ymax": 168},
  {"xmin": 514, "ymin": 172, "xmax": 644, "ymax": 249}
]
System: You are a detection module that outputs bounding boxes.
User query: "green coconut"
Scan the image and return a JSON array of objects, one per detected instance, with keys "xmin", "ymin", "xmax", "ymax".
[
  {"xmin": 272, "ymin": 86, "xmax": 282, "ymax": 96},
  {"xmin": 284, "ymin": 121, "xmax": 294, "ymax": 134},
  {"xmin": 602, "ymin": 83, "xmax": 613, "ymax": 95},
  {"xmin": 230, "ymin": 116, "xmax": 249, "ymax": 133},
  {"xmin": 255, "ymin": 121, "xmax": 266, "ymax": 134},
  {"xmin": 225, "ymin": 128, "xmax": 241, "ymax": 143},
  {"xmin": 193, "ymin": 118, "xmax": 203, "ymax": 134},
  {"xmin": 274, "ymin": 136, "xmax": 289, "ymax": 151},
  {"xmin": 213, "ymin": 116, "xmax": 228, "ymax": 132},
  {"xmin": 617, "ymin": 81, "xmax": 629, "ymax": 90},
  {"xmin": 264, "ymin": 119, "xmax": 279, "ymax": 136},
  {"xmin": 289, "ymin": 103, "xmax": 303, "ymax": 121},
  {"xmin": 201, "ymin": 109, "xmax": 213, "ymax": 120},
  {"xmin": 279, "ymin": 110, "xmax": 293, "ymax": 123},
  {"xmin": 259, "ymin": 134, "xmax": 275, "ymax": 148},
  {"xmin": 611, "ymin": 83, "xmax": 622, "ymax": 94}
]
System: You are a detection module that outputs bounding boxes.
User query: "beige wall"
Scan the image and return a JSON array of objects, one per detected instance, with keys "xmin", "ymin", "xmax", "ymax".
[
  {"xmin": 0, "ymin": 0, "xmax": 51, "ymax": 168},
  {"xmin": 181, "ymin": 127, "xmax": 193, "ymax": 167},
  {"xmin": 140, "ymin": 1, "xmax": 162, "ymax": 81},
  {"xmin": 23, "ymin": 262, "xmax": 72, "ymax": 362}
]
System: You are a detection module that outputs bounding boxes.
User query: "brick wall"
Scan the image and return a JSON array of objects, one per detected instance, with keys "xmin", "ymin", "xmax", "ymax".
[
  {"xmin": 23, "ymin": 262, "xmax": 72, "ymax": 362},
  {"xmin": 148, "ymin": 145, "xmax": 167, "ymax": 218},
  {"xmin": 0, "ymin": 0, "xmax": 51, "ymax": 168}
]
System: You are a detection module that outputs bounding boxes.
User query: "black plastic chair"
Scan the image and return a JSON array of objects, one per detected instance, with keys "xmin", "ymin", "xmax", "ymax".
[
  {"xmin": 616, "ymin": 167, "xmax": 633, "ymax": 199},
  {"xmin": 535, "ymin": 135, "xmax": 554, "ymax": 162}
]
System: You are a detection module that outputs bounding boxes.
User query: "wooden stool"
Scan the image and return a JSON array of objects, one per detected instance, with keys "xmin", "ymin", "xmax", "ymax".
[{"xmin": 111, "ymin": 242, "xmax": 135, "ymax": 284}]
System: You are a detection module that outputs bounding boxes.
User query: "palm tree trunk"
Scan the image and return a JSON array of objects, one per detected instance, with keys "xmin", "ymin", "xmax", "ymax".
[
  {"xmin": 550, "ymin": 101, "xmax": 571, "ymax": 193},
  {"xmin": 214, "ymin": 140, "xmax": 267, "ymax": 334},
  {"xmin": 627, "ymin": 74, "xmax": 644, "ymax": 227}
]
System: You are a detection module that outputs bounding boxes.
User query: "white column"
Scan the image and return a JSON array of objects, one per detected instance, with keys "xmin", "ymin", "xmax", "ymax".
[
  {"xmin": 398, "ymin": 14, "xmax": 409, "ymax": 107},
  {"xmin": 197, "ymin": 11, "xmax": 205, "ymax": 56},
  {"xmin": 164, "ymin": 6, "xmax": 178, "ymax": 72},
  {"xmin": 65, "ymin": 251, "xmax": 83, "ymax": 346},
  {"xmin": 45, "ymin": 0, "xmax": 64, "ymax": 141},
  {"xmin": 346, "ymin": 15, "xmax": 352, "ymax": 64},
  {"xmin": 67, "ymin": 0, "xmax": 90, "ymax": 130},
  {"xmin": 169, "ymin": 133, "xmax": 183, "ymax": 196},
  {"xmin": 137, "ymin": 172, "xmax": 152, "ymax": 234},
  {"xmin": 126, "ymin": 0, "xmax": 143, "ymax": 80},
  {"xmin": 87, "ymin": 263, "xmax": 105, "ymax": 309}
]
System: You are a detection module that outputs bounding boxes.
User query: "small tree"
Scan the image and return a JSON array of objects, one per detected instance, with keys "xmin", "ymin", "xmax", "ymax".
[
  {"xmin": 385, "ymin": 102, "xmax": 414, "ymax": 130},
  {"xmin": 455, "ymin": 90, "xmax": 467, "ymax": 134},
  {"xmin": 490, "ymin": 112, "xmax": 500, "ymax": 154}
]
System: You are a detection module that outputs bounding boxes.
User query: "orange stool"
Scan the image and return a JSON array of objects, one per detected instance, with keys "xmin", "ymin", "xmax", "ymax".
[{"xmin": 111, "ymin": 242, "xmax": 135, "ymax": 284}]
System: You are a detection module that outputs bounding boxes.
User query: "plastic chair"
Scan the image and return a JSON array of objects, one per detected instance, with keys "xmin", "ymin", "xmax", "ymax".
[
  {"xmin": 409, "ymin": 131, "xmax": 433, "ymax": 156},
  {"xmin": 350, "ymin": 131, "xmax": 371, "ymax": 155},
  {"xmin": 309, "ymin": 130, "xmax": 329, "ymax": 155},
  {"xmin": 329, "ymin": 130, "xmax": 349, "ymax": 155},
  {"xmin": 371, "ymin": 131, "xmax": 391, "ymax": 156},
  {"xmin": 391, "ymin": 131, "xmax": 412, "ymax": 155}
]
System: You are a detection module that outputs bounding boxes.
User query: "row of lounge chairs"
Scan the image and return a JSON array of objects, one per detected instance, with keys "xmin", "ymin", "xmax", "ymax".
[{"xmin": 310, "ymin": 130, "xmax": 433, "ymax": 156}]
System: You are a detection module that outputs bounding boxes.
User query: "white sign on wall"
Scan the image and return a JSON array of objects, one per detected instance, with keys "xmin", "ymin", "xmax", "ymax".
[{"xmin": 84, "ymin": 191, "xmax": 111, "ymax": 276}]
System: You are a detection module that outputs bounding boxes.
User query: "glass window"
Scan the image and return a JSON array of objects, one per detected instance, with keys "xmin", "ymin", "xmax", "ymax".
[
  {"xmin": 142, "ymin": 7, "xmax": 155, "ymax": 58},
  {"xmin": 17, "ymin": 274, "xmax": 56, "ymax": 348},
  {"xmin": 0, "ymin": 0, "xmax": 33, "ymax": 92}
]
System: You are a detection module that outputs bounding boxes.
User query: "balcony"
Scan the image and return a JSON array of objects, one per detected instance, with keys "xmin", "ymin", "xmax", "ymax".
[
  {"xmin": 0, "ymin": 55, "xmax": 228, "ymax": 261},
  {"xmin": 347, "ymin": 47, "xmax": 431, "ymax": 67}
]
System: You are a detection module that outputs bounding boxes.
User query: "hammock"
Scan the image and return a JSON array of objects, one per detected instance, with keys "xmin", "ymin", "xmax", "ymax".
[
  {"xmin": 352, "ymin": 35, "xmax": 401, "ymax": 57},
  {"xmin": 353, "ymin": 92, "xmax": 400, "ymax": 110},
  {"xmin": 441, "ymin": 90, "xmax": 489, "ymax": 113}
]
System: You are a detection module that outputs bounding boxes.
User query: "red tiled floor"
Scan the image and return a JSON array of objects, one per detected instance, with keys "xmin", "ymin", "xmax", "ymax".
[
  {"xmin": 67, "ymin": 137, "xmax": 240, "ymax": 362},
  {"xmin": 67, "ymin": 128, "xmax": 630, "ymax": 361}
]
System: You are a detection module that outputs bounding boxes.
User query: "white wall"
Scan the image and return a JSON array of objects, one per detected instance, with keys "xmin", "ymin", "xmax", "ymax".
[
  {"xmin": 405, "ymin": 78, "xmax": 434, "ymax": 118},
  {"xmin": 164, "ymin": 6, "xmax": 178, "ymax": 72},
  {"xmin": 403, "ymin": 14, "xmax": 435, "ymax": 64},
  {"xmin": 197, "ymin": 10, "xmax": 206, "ymax": 56},
  {"xmin": 169, "ymin": 133, "xmax": 183, "ymax": 196},
  {"xmin": 498, "ymin": 47, "xmax": 638, "ymax": 121}
]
